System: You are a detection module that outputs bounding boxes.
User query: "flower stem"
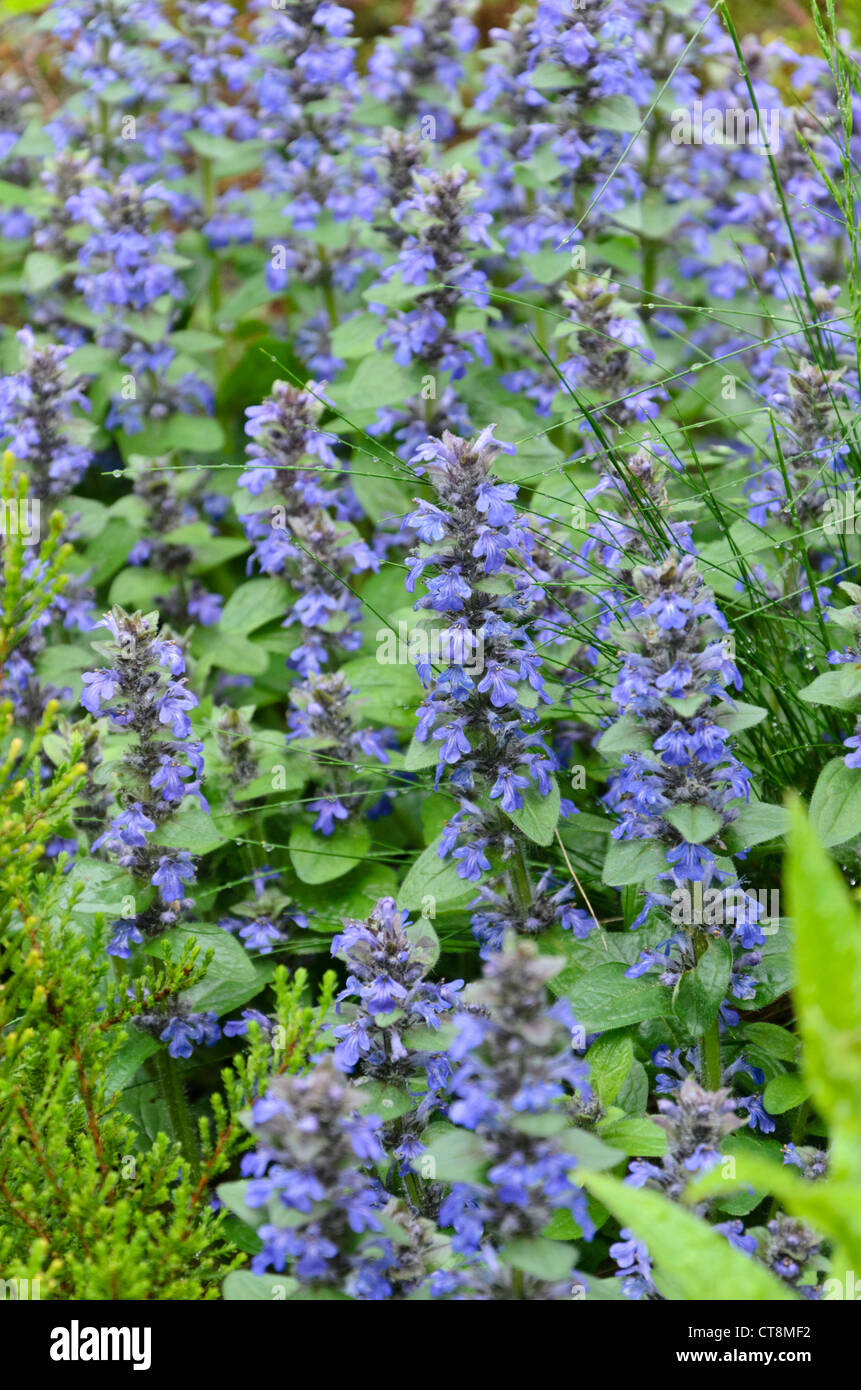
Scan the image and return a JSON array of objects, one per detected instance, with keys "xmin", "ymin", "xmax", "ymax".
[
  {"xmin": 701, "ymin": 1018, "xmax": 722, "ymax": 1093},
  {"xmin": 508, "ymin": 838, "xmax": 533, "ymax": 921},
  {"xmin": 200, "ymin": 155, "xmax": 222, "ymax": 330},
  {"xmin": 153, "ymin": 1048, "xmax": 200, "ymax": 1180},
  {"xmin": 695, "ymin": 931, "xmax": 722, "ymax": 1091}
]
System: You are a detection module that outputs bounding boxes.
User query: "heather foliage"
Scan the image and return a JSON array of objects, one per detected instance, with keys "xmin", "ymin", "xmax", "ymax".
[{"xmin": 1, "ymin": 0, "xmax": 861, "ymax": 1305}]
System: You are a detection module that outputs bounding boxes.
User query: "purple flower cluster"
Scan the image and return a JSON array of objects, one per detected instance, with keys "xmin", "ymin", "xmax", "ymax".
[
  {"xmin": 0, "ymin": 327, "xmax": 92, "ymax": 498},
  {"xmin": 286, "ymin": 671, "xmax": 393, "ymax": 835},
  {"xmin": 431, "ymin": 936, "xmax": 593, "ymax": 1299},
  {"xmin": 366, "ymin": 0, "xmax": 478, "ymax": 142},
  {"xmin": 603, "ymin": 551, "xmax": 757, "ymax": 905},
  {"xmin": 80, "ymin": 607, "xmax": 206, "ymax": 955},
  {"xmin": 369, "ymin": 166, "xmax": 491, "ymax": 434},
  {"xmin": 241, "ymin": 1056, "xmax": 394, "ymax": 1298},
  {"xmin": 238, "ymin": 379, "xmax": 377, "ymax": 675},
  {"xmin": 330, "ymin": 897, "xmax": 462, "ymax": 1169}
]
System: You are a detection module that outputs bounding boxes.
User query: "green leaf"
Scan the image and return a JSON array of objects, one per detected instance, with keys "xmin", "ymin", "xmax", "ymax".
[
  {"xmin": 582, "ymin": 1173, "xmax": 797, "ymax": 1301},
  {"xmin": 664, "ymin": 804, "xmax": 723, "ymax": 844},
  {"xmin": 713, "ymin": 700, "xmax": 769, "ymax": 733},
  {"xmin": 104, "ymin": 1032, "xmax": 159, "ymax": 1095},
  {"xmin": 694, "ymin": 1153, "xmax": 861, "ymax": 1275},
  {"xmin": 22, "ymin": 251, "xmax": 64, "ymax": 293},
  {"xmin": 423, "ymin": 1125, "xmax": 488, "ymax": 1183},
  {"xmin": 193, "ymin": 628, "xmax": 269, "ymax": 677},
  {"xmin": 786, "ymin": 800, "xmax": 861, "ymax": 1183},
  {"xmin": 217, "ymin": 1181, "xmax": 266, "ymax": 1230},
  {"xmin": 762, "ymin": 1073, "xmax": 809, "ymax": 1115},
  {"xmin": 289, "ymin": 819, "xmax": 371, "ymax": 885},
  {"xmin": 674, "ymin": 937, "xmax": 732, "ymax": 1037},
  {"xmin": 150, "ymin": 922, "xmax": 260, "ymax": 1015},
  {"xmin": 108, "ymin": 566, "xmax": 170, "ymax": 611},
  {"xmin": 602, "ymin": 837, "xmax": 668, "ymax": 886},
  {"xmin": 582, "ymin": 94, "xmax": 641, "ymax": 132},
  {"xmin": 555, "ymin": 1127, "xmax": 624, "ymax": 1169},
  {"xmin": 397, "ymin": 835, "xmax": 477, "ymax": 912},
  {"xmin": 724, "ymin": 800, "xmax": 791, "ymax": 852},
  {"xmin": 597, "ymin": 715, "xmax": 654, "ymax": 759},
  {"xmin": 809, "ymin": 757, "xmax": 861, "ymax": 847},
  {"xmin": 500, "ymin": 1237, "xmax": 575, "ymax": 1282},
  {"xmin": 338, "ymin": 654, "xmax": 422, "ymax": 727},
  {"xmin": 123, "ymin": 414, "xmax": 225, "ymax": 455},
  {"xmin": 404, "ymin": 734, "xmax": 439, "ymax": 772},
  {"xmin": 597, "ymin": 1116, "xmax": 667, "ymax": 1157},
  {"xmin": 587, "ymin": 1032, "xmax": 634, "ymax": 1107},
  {"xmin": 504, "ymin": 777, "xmax": 560, "ymax": 846},
  {"xmin": 153, "ymin": 803, "xmax": 231, "ymax": 855},
  {"xmin": 799, "ymin": 664, "xmax": 861, "ymax": 711},
  {"xmin": 220, "ymin": 578, "xmax": 291, "ymax": 635},
  {"xmin": 565, "ymin": 962, "xmax": 673, "ymax": 1031},
  {"xmin": 221, "ymin": 1217, "xmax": 264, "ymax": 1256},
  {"xmin": 223, "ymin": 1271, "xmax": 297, "ymax": 1301},
  {"xmin": 349, "ymin": 1080, "xmax": 415, "ymax": 1121},
  {"xmin": 329, "ymin": 313, "xmax": 384, "ymax": 360}
]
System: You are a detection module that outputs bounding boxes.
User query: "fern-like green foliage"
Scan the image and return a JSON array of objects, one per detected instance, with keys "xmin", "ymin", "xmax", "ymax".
[
  {"xmin": 0, "ymin": 455, "xmax": 337, "ymax": 1297},
  {"xmin": 0, "ymin": 880, "xmax": 335, "ymax": 1297}
]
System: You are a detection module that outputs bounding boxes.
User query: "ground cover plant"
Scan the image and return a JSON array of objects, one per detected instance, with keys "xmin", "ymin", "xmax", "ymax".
[{"xmin": 1, "ymin": 0, "xmax": 861, "ymax": 1305}]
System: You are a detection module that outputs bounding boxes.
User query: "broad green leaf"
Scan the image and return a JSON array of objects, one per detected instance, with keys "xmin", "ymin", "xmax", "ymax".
[
  {"xmin": 150, "ymin": 922, "xmax": 260, "ymax": 1015},
  {"xmin": 423, "ymin": 1125, "xmax": 488, "ymax": 1184},
  {"xmin": 809, "ymin": 757, "xmax": 861, "ymax": 847},
  {"xmin": 504, "ymin": 777, "xmax": 560, "ymax": 846},
  {"xmin": 289, "ymin": 819, "xmax": 371, "ymax": 885},
  {"xmin": 397, "ymin": 835, "xmax": 477, "ymax": 912},
  {"xmin": 223, "ymin": 1271, "xmax": 298, "ymax": 1301},
  {"xmin": 798, "ymin": 664, "xmax": 861, "ymax": 710},
  {"xmin": 762, "ymin": 1073, "xmax": 809, "ymax": 1115},
  {"xmin": 724, "ymin": 800, "xmax": 791, "ymax": 852},
  {"xmin": 587, "ymin": 1032, "xmax": 634, "ymax": 1107},
  {"xmin": 602, "ymin": 837, "xmax": 668, "ymax": 886},
  {"xmin": 786, "ymin": 801, "xmax": 861, "ymax": 1183},
  {"xmin": 674, "ymin": 937, "xmax": 732, "ymax": 1037},
  {"xmin": 582, "ymin": 94, "xmax": 640, "ymax": 132},
  {"xmin": 404, "ymin": 734, "xmax": 439, "ymax": 772},
  {"xmin": 349, "ymin": 1079, "xmax": 415, "ymax": 1121},
  {"xmin": 597, "ymin": 1116, "xmax": 667, "ymax": 1157},
  {"xmin": 713, "ymin": 700, "xmax": 769, "ymax": 733},
  {"xmin": 193, "ymin": 628, "xmax": 270, "ymax": 677},
  {"xmin": 583, "ymin": 1173, "xmax": 796, "ymax": 1301},
  {"xmin": 22, "ymin": 251, "xmax": 64, "ymax": 293},
  {"xmin": 220, "ymin": 578, "xmax": 291, "ymax": 635},
  {"xmin": 694, "ymin": 1153, "xmax": 861, "ymax": 1275},
  {"xmin": 664, "ymin": 804, "xmax": 723, "ymax": 844},
  {"xmin": 565, "ymin": 962, "xmax": 673, "ymax": 1031},
  {"xmin": 597, "ymin": 715, "xmax": 654, "ymax": 759},
  {"xmin": 501, "ymin": 1237, "xmax": 575, "ymax": 1281},
  {"xmin": 153, "ymin": 802, "xmax": 231, "ymax": 855},
  {"xmin": 217, "ymin": 1180, "xmax": 266, "ymax": 1230}
]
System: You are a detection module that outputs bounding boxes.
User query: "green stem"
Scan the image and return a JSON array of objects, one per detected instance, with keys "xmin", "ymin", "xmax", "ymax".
[
  {"xmin": 767, "ymin": 1100, "xmax": 810, "ymax": 1220},
  {"xmin": 404, "ymin": 1171, "xmax": 422, "ymax": 1210},
  {"xmin": 508, "ymin": 838, "xmax": 533, "ymax": 921},
  {"xmin": 694, "ymin": 932, "xmax": 722, "ymax": 1091},
  {"xmin": 701, "ymin": 1018, "xmax": 722, "ymax": 1093},
  {"xmin": 153, "ymin": 1048, "xmax": 200, "ymax": 1180},
  {"xmin": 511, "ymin": 1267, "xmax": 525, "ymax": 1299},
  {"xmin": 200, "ymin": 156, "xmax": 222, "ymax": 330}
]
